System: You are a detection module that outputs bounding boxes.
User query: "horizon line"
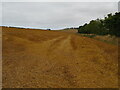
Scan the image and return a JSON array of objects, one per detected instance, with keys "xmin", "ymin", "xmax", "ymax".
[{"xmin": 0, "ymin": 25, "xmax": 79, "ymax": 30}]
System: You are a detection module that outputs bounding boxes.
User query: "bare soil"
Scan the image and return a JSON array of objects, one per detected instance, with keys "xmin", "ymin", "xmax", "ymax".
[{"xmin": 2, "ymin": 27, "xmax": 118, "ymax": 88}]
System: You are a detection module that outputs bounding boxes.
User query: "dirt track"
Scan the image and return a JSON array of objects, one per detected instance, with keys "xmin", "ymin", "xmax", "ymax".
[{"xmin": 2, "ymin": 27, "xmax": 118, "ymax": 88}]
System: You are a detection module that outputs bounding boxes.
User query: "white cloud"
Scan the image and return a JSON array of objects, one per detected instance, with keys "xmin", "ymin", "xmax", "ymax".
[
  {"xmin": 0, "ymin": 3, "xmax": 2, "ymax": 25},
  {"xmin": 1, "ymin": 0, "xmax": 120, "ymax": 2},
  {"xmin": 2, "ymin": 2, "xmax": 118, "ymax": 29}
]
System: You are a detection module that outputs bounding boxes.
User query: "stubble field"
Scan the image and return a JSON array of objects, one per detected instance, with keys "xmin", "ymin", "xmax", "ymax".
[{"xmin": 2, "ymin": 27, "xmax": 118, "ymax": 88}]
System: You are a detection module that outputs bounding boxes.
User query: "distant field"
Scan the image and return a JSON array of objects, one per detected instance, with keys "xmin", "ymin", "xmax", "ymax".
[
  {"xmin": 78, "ymin": 34, "xmax": 118, "ymax": 45},
  {"xmin": 2, "ymin": 27, "xmax": 118, "ymax": 88},
  {"xmin": 58, "ymin": 29, "xmax": 118, "ymax": 45},
  {"xmin": 57, "ymin": 29, "xmax": 78, "ymax": 33}
]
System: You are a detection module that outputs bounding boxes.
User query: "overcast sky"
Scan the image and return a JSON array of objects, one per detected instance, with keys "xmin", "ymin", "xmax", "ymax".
[{"xmin": 1, "ymin": 2, "xmax": 118, "ymax": 30}]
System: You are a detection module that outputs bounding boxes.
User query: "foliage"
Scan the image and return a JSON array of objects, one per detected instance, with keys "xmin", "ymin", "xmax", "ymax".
[
  {"xmin": 104, "ymin": 12, "xmax": 120, "ymax": 36},
  {"xmin": 78, "ymin": 12, "xmax": 120, "ymax": 37}
]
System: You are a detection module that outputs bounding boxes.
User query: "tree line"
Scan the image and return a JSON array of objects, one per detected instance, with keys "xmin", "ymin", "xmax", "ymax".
[{"xmin": 78, "ymin": 12, "xmax": 120, "ymax": 37}]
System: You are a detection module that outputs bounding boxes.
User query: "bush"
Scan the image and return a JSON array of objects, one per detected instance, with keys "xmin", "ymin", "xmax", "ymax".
[{"xmin": 78, "ymin": 12, "xmax": 120, "ymax": 37}]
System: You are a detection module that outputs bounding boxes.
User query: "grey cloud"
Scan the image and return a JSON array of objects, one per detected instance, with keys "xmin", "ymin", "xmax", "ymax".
[
  {"xmin": 2, "ymin": 2, "xmax": 118, "ymax": 29},
  {"xmin": 0, "ymin": 3, "xmax": 2, "ymax": 25}
]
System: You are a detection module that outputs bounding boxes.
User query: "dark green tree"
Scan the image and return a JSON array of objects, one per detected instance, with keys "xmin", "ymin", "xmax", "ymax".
[
  {"xmin": 78, "ymin": 12, "xmax": 120, "ymax": 37},
  {"xmin": 104, "ymin": 12, "xmax": 120, "ymax": 36}
]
